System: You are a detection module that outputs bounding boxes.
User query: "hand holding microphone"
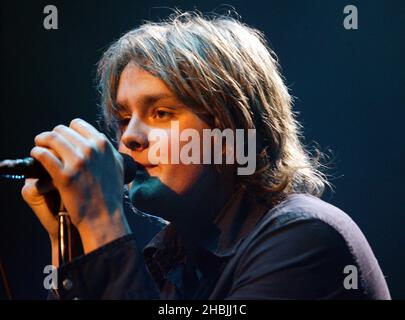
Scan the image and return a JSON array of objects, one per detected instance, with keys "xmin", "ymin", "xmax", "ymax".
[{"xmin": 18, "ymin": 118, "xmax": 136, "ymax": 257}]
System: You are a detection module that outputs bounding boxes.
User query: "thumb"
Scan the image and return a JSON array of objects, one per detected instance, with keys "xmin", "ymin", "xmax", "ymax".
[{"xmin": 21, "ymin": 178, "xmax": 59, "ymax": 239}]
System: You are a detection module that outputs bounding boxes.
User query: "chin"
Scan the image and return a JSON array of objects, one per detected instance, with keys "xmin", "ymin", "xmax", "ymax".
[
  {"xmin": 129, "ymin": 175, "xmax": 177, "ymax": 218},
  {"xmin": 145, "ymin": 165, "xmax": 160, "ymax": 177}
]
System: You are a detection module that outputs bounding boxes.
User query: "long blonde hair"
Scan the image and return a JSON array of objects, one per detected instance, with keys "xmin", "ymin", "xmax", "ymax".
[{"xmin": 97, "ymin": 11, "xmax": 329, "ymax": 205}]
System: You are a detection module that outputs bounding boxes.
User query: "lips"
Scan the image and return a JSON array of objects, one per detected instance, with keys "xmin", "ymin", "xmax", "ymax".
[
  {"xmin": 137, "ymin": 162, "xmax": 157, "ymax": 170},
  {"xmin": 135, "ymin": 162, "xmax": 158, "ymax": 178},
  {"xmin": 123, "ymin": 153, "xmax": 158, "ymax": 177}
]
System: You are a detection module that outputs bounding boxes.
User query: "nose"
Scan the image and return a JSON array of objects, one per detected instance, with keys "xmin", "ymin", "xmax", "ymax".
[{"xmin": 121, "ymin": 113, "xmax": 149, "ymax": 152}]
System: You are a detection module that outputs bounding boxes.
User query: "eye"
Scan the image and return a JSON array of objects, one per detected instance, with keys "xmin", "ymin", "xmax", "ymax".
[{"xmin": 154, "ymin": 108, "xmax": 174, "ymax": 120}]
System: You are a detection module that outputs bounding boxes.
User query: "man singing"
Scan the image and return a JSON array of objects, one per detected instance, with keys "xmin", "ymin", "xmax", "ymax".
[{"xmin": 21, "ymin": 11, "xmax": 390, "ymax": 299}]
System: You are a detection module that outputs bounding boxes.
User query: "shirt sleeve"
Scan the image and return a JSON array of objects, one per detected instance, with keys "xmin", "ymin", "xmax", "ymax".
[
  {"xmin": 50, "ymin": 234, "xmax": 159, "ymax": 300},
  {"xmin": 225, "ymin": 218, "xmax": 372, "ymax": 299}
]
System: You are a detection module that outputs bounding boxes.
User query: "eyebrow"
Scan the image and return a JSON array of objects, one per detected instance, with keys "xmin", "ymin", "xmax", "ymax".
[{"xmin": 115, "ymin": 92, "xmax": 177, "ymax": 112}]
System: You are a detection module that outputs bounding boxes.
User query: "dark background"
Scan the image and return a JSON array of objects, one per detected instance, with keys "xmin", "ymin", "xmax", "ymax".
[{"xmin": 0, "ymin": 0, "xmax": 404, "ymax": 299}]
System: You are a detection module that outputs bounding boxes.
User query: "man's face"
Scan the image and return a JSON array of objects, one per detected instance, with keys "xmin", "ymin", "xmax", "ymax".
[{"xmin": 116, "ymin": 62, "xmax": 217, "ymax": 217}]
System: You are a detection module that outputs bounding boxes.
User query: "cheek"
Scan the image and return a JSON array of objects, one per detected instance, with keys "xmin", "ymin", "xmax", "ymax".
[
  {"xmin": 148, "ymin": 120, "xmax": 207, "ymax": 165},
  {"xmin": 160, "ymin": 117, "xmax": 210, "ymax": 194}
]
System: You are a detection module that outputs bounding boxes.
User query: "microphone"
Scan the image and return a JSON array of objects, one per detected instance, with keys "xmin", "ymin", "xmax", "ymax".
[{"xmin": 0, "ymin": 153, "xmax": 139, "ymax": 184}]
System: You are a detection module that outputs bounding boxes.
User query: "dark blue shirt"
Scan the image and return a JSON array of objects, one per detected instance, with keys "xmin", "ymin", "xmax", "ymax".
[{"xmin": 52, "ymin": 189, "xmax": 390, "ymax": 299}]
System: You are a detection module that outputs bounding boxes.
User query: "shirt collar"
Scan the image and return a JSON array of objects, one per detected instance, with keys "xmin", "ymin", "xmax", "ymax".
[{"xmin": 143, "ymin": 185, "xmax": 270, "ymax": 284}]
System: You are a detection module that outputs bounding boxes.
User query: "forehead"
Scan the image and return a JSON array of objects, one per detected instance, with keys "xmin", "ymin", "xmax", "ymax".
[{"xmin": 116, "ymin": 62, "xmax": 175, "ymax": 105}]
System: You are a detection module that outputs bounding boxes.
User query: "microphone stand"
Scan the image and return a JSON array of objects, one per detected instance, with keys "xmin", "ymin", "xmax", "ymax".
[{"xmin": 58, "ymin": 202, "xmax": 72, "ymax": 265}]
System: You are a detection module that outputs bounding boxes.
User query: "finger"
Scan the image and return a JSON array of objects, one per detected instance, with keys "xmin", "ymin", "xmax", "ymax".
[
  {"xmin": 69, "ymin": 118, "xmax": 102, "ymax": 140},
  {"xmin": 70, "ymin": 118, "xmax": 113, "ymax": 155},
  {"xmin": 22, "ymin": 179, "xmax": 57, "ymax": 213},
  {"xmin": 30, "ymin": 146, "xmax": 63, "ymax": 180},
  {"xmin": 35, "ymin": 131, "xmax": 78, "ymax": 163},
  {"xmin": 22, "ymin": 178, "xmax": 56, "ymax": 196},
  {"xmin": 35, "ymin": 178, "xmax": 56, "ymax": 194},
  {"xmin": 53, "ymin": 124, "xmax": 90, "ymax": 150},
  {"xmin": 22, "ymin": 179, "xmax": 43, "ymax": 200}
]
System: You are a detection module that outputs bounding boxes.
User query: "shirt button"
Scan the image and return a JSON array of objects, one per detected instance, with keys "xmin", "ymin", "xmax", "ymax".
[{"xmin": 62, "ymin": 278, "xmax": 73, "ymax": 290}]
